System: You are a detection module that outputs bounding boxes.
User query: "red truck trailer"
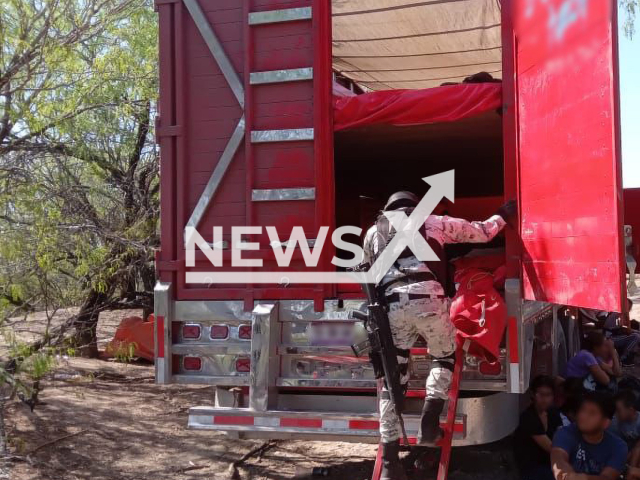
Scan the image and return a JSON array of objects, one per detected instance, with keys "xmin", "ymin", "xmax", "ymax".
[{"xmin": 153, "ymin": 0, "xmax": 627, "ymax": 446}]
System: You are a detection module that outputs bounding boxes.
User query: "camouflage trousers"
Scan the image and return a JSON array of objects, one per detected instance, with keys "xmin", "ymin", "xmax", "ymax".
[{"xmin": 379, "ymin": 293, "xmax": 456, "ymax": 443}]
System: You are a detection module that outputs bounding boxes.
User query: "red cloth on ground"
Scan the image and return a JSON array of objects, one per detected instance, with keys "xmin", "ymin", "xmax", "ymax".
[
  {"xmin": 451, "ymin": 269, "xmax": 507, "ymax": 363},
  {"xmin": 333, "ymin": 82, "xmax": 502, "ymax": 131},
  {"xmin": 104, "ymin": 315, "xmax": 154, "ymax": 361}
]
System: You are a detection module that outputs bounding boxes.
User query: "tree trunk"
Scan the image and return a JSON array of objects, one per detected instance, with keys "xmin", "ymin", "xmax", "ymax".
[{"xmin": 74, "ymin": 289, "xmax": 108, "ymax": 358}]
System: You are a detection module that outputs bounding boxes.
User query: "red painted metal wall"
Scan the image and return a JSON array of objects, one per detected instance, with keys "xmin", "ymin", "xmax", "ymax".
[
  {"xmin": 156, "ymin": 0, "xmax": 625, "ymax": 313},
  {"xmin": 508, "ymin": 0, "xmax": 625, "ymax": 312},
  {"xmin": 155, "ymin": 0, "xmax": 333, "ymax": 307}
]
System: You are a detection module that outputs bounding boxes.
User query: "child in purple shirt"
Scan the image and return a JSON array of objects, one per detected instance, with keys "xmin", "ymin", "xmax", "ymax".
[{"xmin": 563, "ymin": 332, "xmax": 615, "ymax": 391}]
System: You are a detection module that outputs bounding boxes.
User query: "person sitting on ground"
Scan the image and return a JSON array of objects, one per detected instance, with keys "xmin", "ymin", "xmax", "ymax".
[
  {"xmin": 563, "ymin": 332, "xmax": 617, "ymax": 392},
  {"xmin": 558, "ymin": 378, "xmax": 586, "ymax": 426},
  {"xmin": 514, "ymin": 375, "xmax": 564, "ymax": 480},
  {"xmin": 551, "ymin": 391, "xmax": 628, "ymax": 480},
  {"xmin": 580, "ymin": 300, "xmax": 640, "ymax": 367},
  {"xmin": 599, "ymin": 338, "xmax": 623, "ymax": 381},
  {"xmin": 605, "ymin": 302, "xmax": 639, "ymax": 368},
  {"xmin": 609, "ymin": 390, "xmax": 640, "ymax": 479}
]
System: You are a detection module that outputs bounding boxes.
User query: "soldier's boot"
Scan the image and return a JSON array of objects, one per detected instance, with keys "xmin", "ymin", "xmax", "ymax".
[
  {"xmin": 380, "ymin": 441, "xmax": 408, "ymax": 480},
  {"xmin": 416, "ymin": 398, "xmax": 445, "ymax": 446}
]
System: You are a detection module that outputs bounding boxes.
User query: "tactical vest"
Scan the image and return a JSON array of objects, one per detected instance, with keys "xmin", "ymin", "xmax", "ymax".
[{"xmin": 372, "ymin": 209, "xmax": 449, "ymax": 294}]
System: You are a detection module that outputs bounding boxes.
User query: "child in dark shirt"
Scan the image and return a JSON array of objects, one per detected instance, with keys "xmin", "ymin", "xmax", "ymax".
[
  {"xmin": 514, "ymin": 375, "xmax": 563, "ymax": 480},
  {"xmin": 610, "ymin": 390, "xmax": 640, "ymax": 479}
]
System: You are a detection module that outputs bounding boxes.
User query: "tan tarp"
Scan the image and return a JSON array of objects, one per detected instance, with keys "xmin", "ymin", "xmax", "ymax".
[{"xmin": 332, "ymin": 0, "xmax": 503, "ymax": 90}]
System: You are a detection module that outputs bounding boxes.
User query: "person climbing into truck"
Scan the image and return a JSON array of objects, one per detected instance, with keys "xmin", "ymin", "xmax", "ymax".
[{"xmin": 362, "ymin": 190, "xmax": 516, "ymax": 480}]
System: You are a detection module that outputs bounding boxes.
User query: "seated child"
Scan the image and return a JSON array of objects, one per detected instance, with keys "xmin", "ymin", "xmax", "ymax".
[
  {"xmin": 610, "ymin": 390, "xmax": 640, "ymax": 479},
  {"xmin": 564, "ymin": 332, "xmax": 617, "ymax": 392},
  {"xmin": 551, "ymin": 392, "xmax": 627, "ymax": 480},
  {"xmin": 514, "ymin": 375, "xmax": 564, "ymax": 480}
]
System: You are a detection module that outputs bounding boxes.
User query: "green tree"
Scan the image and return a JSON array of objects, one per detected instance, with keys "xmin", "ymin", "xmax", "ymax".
[{"xmin": 0, "ymin": 0, "xmax": 158, "ymax": 399}]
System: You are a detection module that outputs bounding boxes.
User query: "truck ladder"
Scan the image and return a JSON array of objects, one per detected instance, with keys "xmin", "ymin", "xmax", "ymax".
[
  {"xmin": 370, "ymin": 342, "xmax": 467, "ymax": 480},
  {"xmin": 436, "ymin": 342, "xmax": 466, "ymax": 480}
]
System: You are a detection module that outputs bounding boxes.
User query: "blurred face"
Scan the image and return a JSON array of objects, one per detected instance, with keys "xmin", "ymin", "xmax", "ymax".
[
  {"xmin": 533, "ymin": 386, "xmax": 555, "ymax": 411},
  {"xmin": 592, "ymin": 342, "xmax": 608, "ymax": 359},
  {"xmin": 616, "ymin": 401, "xmax": 636, "ymax": 424},
  {"xmin": 577, "ymin": 401, "xmax": 610, "ymax": 435}
]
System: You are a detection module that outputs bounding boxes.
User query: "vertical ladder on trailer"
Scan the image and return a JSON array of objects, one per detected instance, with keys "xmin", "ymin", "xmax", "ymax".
[
  {"xmin": 370, "ymin": 343, "xmax": 466, "ymax": 480},
  {"xmin": 435, "ymin": 343, "xmax": 466, "ymax": 480}
]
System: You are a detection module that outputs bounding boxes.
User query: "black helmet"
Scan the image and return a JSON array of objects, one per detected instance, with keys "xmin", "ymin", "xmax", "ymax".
[{"xmin": 385, "ymin": 191, "xmax": 419, "ymax": 210}]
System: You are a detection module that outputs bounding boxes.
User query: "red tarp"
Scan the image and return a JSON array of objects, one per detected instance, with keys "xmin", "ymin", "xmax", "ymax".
[
  {"xmin": 333, "ymin": 82, "xmax": 502, "ymax": 131},
  {"xmin": 104, "ymin": 315, "xmax": 155, "ymax": 361}
]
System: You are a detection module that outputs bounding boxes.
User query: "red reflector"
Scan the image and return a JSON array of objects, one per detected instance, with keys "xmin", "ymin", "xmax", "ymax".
[
  {"xmin": 183, "ymin": 356, "xmax": 202, "ymax": 371},
  {"xmin": 439, "ymin": 420, "xmax": 465, "ymax": 434},
  {"xmin": 410, "ymin": 348, "xmax": 428, "ymax": 356},
  {"xmin": 479, "ymin": 361, "xmax": 502, "ymax": 376},
  {"xmin": 281, "ymin": 418, "xmax": 322, "ymax": 428},
  {"xmin": 182, "ymin": 324, "xmax": 201, "ymax": 339},
  {"xmin": 349, "ymin": 420, "xmax": 379, "ymax": 430},
  {"xmin": 214, "ymin": 416, "xmax": 254, "ymax": 426},
  {"xmin": 406, "ymin": 390, "xmax": 426, "ymax": 398},
  {"xmin": 236, "ymin": 357, "xmax": 251, "ymax": 373},
  {"xmin": 238, "ymin": 324, "xmax": 252, "ymax": 340},
  {"xmin": 210, "ymin": 325, "xmax": 229, "ymax": 340}
]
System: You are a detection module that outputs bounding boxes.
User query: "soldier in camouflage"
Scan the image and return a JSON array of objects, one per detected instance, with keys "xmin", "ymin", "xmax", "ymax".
[{"xmin": 363, "ymin": 191, "xmax": 515, "ymax": 480}]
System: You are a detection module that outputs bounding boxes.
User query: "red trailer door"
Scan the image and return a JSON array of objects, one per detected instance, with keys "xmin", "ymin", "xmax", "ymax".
[
  {"xmin": 155, "ymin": 0, "xmax": 334, "ymax": 306},
  {"xmin": 505, "ymin": 0, "xmax": 625, "ymax": 312}
]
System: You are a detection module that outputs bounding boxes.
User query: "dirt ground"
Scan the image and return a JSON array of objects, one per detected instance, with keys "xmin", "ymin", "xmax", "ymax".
[
  {"xmin": 3, "ymin": 310, "xmax": 517, "ymax": 480},
  {"xmin": 6, "ymin": 294, "xmax": 640, "ymax": 480},
  {"xmin": 4, "ymin": 357, "xmax": 517, "ymax": 480}
]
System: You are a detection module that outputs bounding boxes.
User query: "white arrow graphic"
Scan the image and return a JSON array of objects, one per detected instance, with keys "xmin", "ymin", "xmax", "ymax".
[
  {"xmin": 186, "ymin": 170, "xmax": 455, "ymax": 285},
  {"xmin": 366, "ymin": 170, "xmax": 455, "ymax": 285}
]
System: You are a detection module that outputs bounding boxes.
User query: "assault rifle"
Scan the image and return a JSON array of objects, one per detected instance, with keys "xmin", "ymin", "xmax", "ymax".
[{"xmin": 350, "ymin": 264, "xmax": 410, "ymax": 446}]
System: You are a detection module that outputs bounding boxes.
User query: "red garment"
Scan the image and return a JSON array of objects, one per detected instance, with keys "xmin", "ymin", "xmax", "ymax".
[
  {"xmin": 450, "ymin": 269, "xmax": 507, "ymax": 363},
  {"xmin": 333, "ymin": 82, "xmax": 502, "ymax": 131}
]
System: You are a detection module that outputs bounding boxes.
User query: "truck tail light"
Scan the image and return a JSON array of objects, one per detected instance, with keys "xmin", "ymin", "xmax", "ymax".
[
  {"xmin": 236, "ymin": 357, "xmax": 251, "ymax": 373},
  {"xmin": 183, "ymin": 356, "xmax": 202, "ymax": 371},
  {"xmin": 210, "ymin": 325, "xmax": 229, "ymax": 340},
  {"xmin": 182, "ymin": 324, "xmax": 201, "ymax": 339},
  {"xmin": 479, "ymin": 361, "xmax": 501, "ymax": 376},
  {"xmin": 238, "ymin": 325, "xmax": 252, "ymax": 340}
]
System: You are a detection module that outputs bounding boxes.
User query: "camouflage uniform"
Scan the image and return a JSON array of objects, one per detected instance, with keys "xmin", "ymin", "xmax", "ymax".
[{"xmin": 364, "ymin": 212, "xmax": 506, "ymax": 443}]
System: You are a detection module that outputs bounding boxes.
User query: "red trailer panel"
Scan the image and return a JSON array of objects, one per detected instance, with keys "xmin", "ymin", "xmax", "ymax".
[
  {"xmin": 157, "ymin": 0, "xmax": 626, "ymax": 315},
  {"xmin": 156, "ymin": 0, "xmax": 334, "ymax": 307},
  {"xmin": 509, "ymin": 0, "xmax": 625, "ymax": 312}
]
